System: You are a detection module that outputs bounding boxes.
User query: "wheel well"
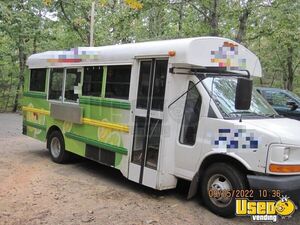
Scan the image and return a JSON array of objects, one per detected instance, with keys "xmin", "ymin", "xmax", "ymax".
[
  {"xmin": 46, "ymin": 125, "xmax": 62, "ymax": 148},
  {"xmin": 199, "ymin": 154, "xmax": 254, "ymax": 178},
  {"xmin": 188, "ymin": 154, "xmax": 254, "ymax": 199}
]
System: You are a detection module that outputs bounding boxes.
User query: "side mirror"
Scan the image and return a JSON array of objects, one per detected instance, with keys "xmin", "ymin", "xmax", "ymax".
[
  {"xmin": 235, "ymin": 78, "xmax": 253, "ymax": 110},
  {"xmin": 287, "ymin": 101, "xmax": 298, "ymax": 111}
]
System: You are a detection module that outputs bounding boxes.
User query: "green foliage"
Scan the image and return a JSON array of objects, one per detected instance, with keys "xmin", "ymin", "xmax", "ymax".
[
  {"xmin": 246, "ymin": 1, "xmax": 298, "ymax": 91},
  {"xmin": 0, "ymin": 0, "xmax": 299, "ymax": 111}
]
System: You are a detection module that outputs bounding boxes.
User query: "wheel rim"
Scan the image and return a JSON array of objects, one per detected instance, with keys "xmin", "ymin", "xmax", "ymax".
[
  {"xmin": 207, "ymin": 174, "xmax": 233, "ymax": 208},
  {"xmin": 50, "ymin": 137, "xmax": 61, "ymax": 158}
]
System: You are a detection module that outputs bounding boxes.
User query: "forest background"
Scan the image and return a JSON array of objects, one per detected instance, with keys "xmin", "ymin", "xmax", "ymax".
[{"xmin": 0, "ymin": 0, "xmax": 299, "ymax": 112}]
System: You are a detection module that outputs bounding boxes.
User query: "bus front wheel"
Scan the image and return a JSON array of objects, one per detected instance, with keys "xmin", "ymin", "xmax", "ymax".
[
  {"xmin": 48, "ymin": 130, "xmax": 70, "ymax": 163},
  {"xmin": 200, "ymin": 163, "xmax": 247, "ymax": 218}
]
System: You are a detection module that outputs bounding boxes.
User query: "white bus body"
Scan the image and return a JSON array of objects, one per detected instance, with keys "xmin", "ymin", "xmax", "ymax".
[{"xmin": 26, "ymin": 37, "xmax": 300, "ymax": 217}]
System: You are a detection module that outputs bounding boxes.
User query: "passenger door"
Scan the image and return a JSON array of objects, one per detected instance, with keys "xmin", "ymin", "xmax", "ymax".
[
  {"xmin": 173, "ymin": 78, "xmax": 210, "ymax": 179},
  {"xmin": 128, "ymin": 59, "xmax": 168, "ymax": 188},
  {"xmin": 174, "ymin": 81, "xmax": 203, "ymax": 176}
]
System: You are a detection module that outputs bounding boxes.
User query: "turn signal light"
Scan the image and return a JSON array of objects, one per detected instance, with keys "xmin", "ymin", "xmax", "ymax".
[
  {"xmin": 168, "ymin": 50, "xmax": 176, "ymax": 57},
  {"xmin": 269, "ymin": 164, "xmax": 300, "ymax": 173}
]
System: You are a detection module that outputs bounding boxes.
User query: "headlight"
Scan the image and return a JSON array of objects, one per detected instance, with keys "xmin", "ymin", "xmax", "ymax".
[
  {"xmin": 283, "ymin": 147, "xmax": 290, "ymax": 161},
  {"xmin": 268, "ymin": 144, "xmax": 300, "ymax": 174}
]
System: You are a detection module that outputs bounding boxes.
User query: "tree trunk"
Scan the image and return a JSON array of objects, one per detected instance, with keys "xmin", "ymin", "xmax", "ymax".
[
  {"xmin": 235, "ymin": 9, "xmax": 250, "ymax": 43},
  {"xmin": 13, "ymin": 38, "xmax": 26, "ymax": 112},
  {"xmin": 177, "ymin": 2, "xmax": 184, "ymax": 37},
  {"xmin": 286, "ymin": 47, "xmax": 294, "ymax": 91},
  {"xmin": 33, "ymin": 35, "xmax": 37, "ymax": 54},
  {"xmin": 235, "ymin": 0, "xmax": 253, "ymax": 43},
  {"xmin": 259, "ymin": 78, "xmax": 263, "ymax": 86},
  {"xmin": 210, "ymin": 0, "xmax": 219, "ymax": 36},
  {"xmin": 148, "ymin": 10, "xmax": 155, "ymax": 38},
  {"xmin": 148, "ymin": 7, "xmax": 164, "ymax": 38},
  {"xmin": 4, "ymin": 73, "xmax": 13, "ymax": 112}
]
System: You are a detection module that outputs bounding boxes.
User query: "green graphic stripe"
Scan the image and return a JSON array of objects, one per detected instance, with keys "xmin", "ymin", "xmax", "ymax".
[
  {"xmin": 23, "ymin": 92, "xmax": 47, "ymax": 99},
  {"xmin": 79, "ymin": 97, "xmax": 131, "ymax": 110},
  {"xmin": 24, "ymin": 121, "xmax": 47, "ymax": 130},
  {"xmin": 65, "ymin": 132, "xmax": 128, "ymax": 155}
]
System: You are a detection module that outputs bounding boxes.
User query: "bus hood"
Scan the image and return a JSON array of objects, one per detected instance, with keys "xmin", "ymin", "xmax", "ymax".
[{"xmin": 244, "ymin": 118, "xmax": 300, "ymax": 146}]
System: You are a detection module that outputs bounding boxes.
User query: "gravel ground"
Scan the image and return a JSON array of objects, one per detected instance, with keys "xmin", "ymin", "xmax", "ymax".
[{"xmin": 0, "ymin": 113, "xmax": 299, "ymax": 225}]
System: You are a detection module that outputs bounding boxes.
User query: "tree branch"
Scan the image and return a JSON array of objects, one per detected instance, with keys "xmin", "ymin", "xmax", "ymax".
[
  {"xmin": 58, "ymin": 0, "xmax": 86, "ymax": 43},
  {"xmin": 187, "ymin": 1, "xmax": 210, "ymax": 21},
  {"xmin": 275, "ymin": 50, "xmax": 288, "ymax": 79}
]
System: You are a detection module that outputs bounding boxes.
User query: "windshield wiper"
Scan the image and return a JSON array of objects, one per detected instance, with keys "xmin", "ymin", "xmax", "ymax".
[
  {"xmin": 229, "ymin": 112, "xmax": 282, "ymax": 119},
  {"xmin": 229, "ymin": 111, "xmax": 261, "ymax": 116},
  {"xmin": 265, "ymin": 114, "xmax": 282, "ymax": 118}
]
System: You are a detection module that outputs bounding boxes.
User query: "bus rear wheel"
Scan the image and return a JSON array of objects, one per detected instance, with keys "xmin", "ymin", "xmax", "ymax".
[
  {"xmin": 48, "ymin": 130, "xmax": 70, "ymax": 163},
  {"xmin": 200, "ymin": 163, "xmax": 247, "ymax": 218}
]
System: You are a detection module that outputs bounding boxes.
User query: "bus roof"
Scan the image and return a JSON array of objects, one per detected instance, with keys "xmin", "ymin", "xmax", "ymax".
[{"xmin": 27, "ymin": 37, "xmax": 262, "ymax": 77}]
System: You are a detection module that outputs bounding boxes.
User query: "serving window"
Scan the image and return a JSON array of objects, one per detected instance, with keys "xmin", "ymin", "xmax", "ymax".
[
  {"xmin": 48, "ymin": 68, "xmax": 82, "ymax": 103},
  {"xmin": 48, "ymin": 68, "xmax": 64, "ymax": 101},
  {"xmin": 64, "ymin": 68, "xmax": 82, "ymax": 102}
]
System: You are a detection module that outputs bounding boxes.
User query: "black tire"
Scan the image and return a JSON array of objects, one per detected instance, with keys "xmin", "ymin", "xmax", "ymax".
[
  {"xmin": 47, "ymin": 130, "xmax": 71, "ymax": 163},
  {"xmin": 200, "ymin": 163, "xmax": 247, "ymax": 218}
]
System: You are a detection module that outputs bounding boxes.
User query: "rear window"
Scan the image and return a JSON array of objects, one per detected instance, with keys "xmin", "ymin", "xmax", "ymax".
[{"xmin": 29, "ymin": 69, "xmax": 47, "ymax": 92}]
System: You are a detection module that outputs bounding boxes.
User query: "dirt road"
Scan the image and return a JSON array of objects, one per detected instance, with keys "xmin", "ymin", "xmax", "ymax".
[{"xmin": 0, "ymin": 113, "xmax": 299, "ymax": 225}]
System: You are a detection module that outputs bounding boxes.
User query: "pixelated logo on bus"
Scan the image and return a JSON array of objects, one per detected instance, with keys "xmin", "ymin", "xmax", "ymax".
[
  {"xmin": 47, "ymin": 47, "xmax": 101, "ymax": 63},
  {"xmin": 212, "ymin": 128, "xmax": 259, "ymax": 150},
  {"xmin": 211, "ymin": 42, "xmax": 246, "ymax": 70}
]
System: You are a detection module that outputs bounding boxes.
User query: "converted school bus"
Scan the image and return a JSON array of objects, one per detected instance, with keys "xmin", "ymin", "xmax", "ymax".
[{"xmin": 23, "ymin": 37, "xmax": 300, "ymax": 217}]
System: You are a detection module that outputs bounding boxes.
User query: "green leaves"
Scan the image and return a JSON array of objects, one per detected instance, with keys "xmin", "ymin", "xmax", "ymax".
[{"xmin": 0, "ymin": 0, "xmax": 300, "ymax": 111}]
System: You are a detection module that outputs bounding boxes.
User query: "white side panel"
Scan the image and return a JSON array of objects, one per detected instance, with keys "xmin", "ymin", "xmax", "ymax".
[
  {"xmin": 142, "ymin": 167, "xmax": 158, "ymax": 189},
  {"xmin": 157, "ymin": 172, "xmax": 178, "ymax": 190},
  {"xmin": 128, "ymin": 163, "xmax": 141, "ymax": 184}
]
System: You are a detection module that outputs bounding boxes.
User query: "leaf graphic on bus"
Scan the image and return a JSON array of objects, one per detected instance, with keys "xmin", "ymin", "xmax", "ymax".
[
  {"xmin": 26, "ymin": 103, "xmax": 45, "ymax": 137},
  {"xmin": 97, "ymin": 119, "xmax": 111, "ymax": 141},
  {"xmin": 105, "ymin": 131, "xmax": 121, "ymax": 147},
  {"xmin": 62, "ymin": 121, "xmax": 73, "ymax": 133}
]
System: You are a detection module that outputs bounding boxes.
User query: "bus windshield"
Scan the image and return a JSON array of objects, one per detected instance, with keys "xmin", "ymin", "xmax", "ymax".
[{"xmin": 202, "ymin": 77, "xmax": 278, "ymax": 119}]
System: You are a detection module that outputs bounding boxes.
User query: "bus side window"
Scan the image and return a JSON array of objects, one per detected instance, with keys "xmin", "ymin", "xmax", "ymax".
[
  {"xmin": 64, "ymin": 68, "xmax": 81, "ymax": 103},
  {"xmin": 83, "ymin": 66, "xmax": 103, "ymax": 97},
  {"xmin": 29, "ymin": 69, "xmax": 46, "ymax": 92},
  {"xmin": 49, "ymin": 68, "xmax": 64, "ymax": 101},
  {"xmin": 105, "ymin": 65, "xmax": 131, "ymax": 100},
  {"xmin": 179, "ymin": 82, "xmax": 202, "ymax": 146}
]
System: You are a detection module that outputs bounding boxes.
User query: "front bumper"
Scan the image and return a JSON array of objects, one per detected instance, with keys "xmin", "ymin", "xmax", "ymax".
[{"xmin": 247, "ymin": 174, "xmax": 300, "ymax": 204}]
